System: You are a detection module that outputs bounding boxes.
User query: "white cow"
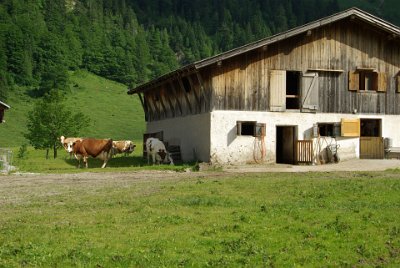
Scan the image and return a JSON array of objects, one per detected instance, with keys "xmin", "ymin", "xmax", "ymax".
[{"xmin": 146, "ymin": 138, "xmax": 174, "ymax": 165}]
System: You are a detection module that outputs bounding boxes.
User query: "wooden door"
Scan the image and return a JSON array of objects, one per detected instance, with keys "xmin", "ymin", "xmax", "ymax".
[
  {"xmin": 269, "ymin": 70, "xmax": 286, "ymax": 111},
  {"xmin": 360, "ymin": 137, "xmax": 384, "ymax": 159}
]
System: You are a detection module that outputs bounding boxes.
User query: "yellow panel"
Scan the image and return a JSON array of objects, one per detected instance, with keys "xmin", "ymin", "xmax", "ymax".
[{"xmin": 341, "ymin": 118, "xmax": 360, "ymax": 137}]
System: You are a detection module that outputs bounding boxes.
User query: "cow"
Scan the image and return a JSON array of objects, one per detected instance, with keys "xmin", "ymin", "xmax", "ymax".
[
  {"xmin": 112, "ymin": 140, "xmax": 136, "ymax": 156},
  {"xmin": 146, "ymin": 137, "xmax": 174, "ymax": 165},
  {"xmin": 60, "ymin": 136, "xmax": 82, "ymax": 150},
  {"xmin": 67, "ymin": 138, "xmax": 113, "ymax": 168}
]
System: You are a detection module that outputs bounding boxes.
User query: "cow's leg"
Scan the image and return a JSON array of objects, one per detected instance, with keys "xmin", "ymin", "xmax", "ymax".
[
  {"xmin": 100, "ymin": 152, "xmax": 111, "ymax": 168},
  {"xmin": 74, "ymin": 154, "xmax": 81, "ymax": 168},
  {"xmin": 84, "ymin": 156, "xmax": 88, "ymax": 168}
]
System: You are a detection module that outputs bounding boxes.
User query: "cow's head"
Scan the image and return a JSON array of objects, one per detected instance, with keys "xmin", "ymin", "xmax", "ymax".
[
  {"xmin": 157, "ymin": 149, "xmax": 167, "ymax": 161},
  {"xmin": 127, "ymin": 141, "xmax": 136, "ymax": 153},
  {"xmin": 66, "ymin": 141, "xmax": 76, "ymax": 153}
]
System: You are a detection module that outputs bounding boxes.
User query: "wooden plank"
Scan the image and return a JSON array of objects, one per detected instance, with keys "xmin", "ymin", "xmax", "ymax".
[
  {"xmin": 348, "ymin": 71, "xmax": 359, "ymax": 91},
  {"xmin": 138, "ymin": 93, "xmax": 149, "ymax": 121},
  {"xmin": 296, "ymin": 140, "xmax": 313, "ymax": 164},
  {"xmin": 177, "ymin": 75, "xmax": 193, "ymax": 114},
  {"xmin": 187, "ymin": 75, "xmax": 201, "ymax": 111},
  {"xmin": 341, "ymin": 118, "xmax": 360, "ymax": 137},
  {"xmin": 377, "ymin": 72, "xmax": 387, "ymax": 92},
  {"xmin": 360, "ymin": 137, "xmax": 384, "ymax": 159},
  {"xmin": 159, "ymin": 89, "xmax": 168, "ymax": 119},
  {"xmin": 164, "ymin": 87, "xmax": 176, "ymax": 117},
  {"xmin": 168, "ymin": 82, "xmax": 183, "ymax": 116}
]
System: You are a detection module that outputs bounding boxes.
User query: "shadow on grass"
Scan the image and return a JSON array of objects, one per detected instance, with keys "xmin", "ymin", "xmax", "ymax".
[{"xmin": 64, "ymin": 155, "xmax": 192, "ymax": 171}]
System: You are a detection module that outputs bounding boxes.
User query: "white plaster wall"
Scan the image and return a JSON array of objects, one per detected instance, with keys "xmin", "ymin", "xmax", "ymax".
[
  {"xmin": 210, "ymin": 111, "xmax": 399, "ymax": 164},
  {"xmin": 146, "ymin": 113, "xmax": 211, "ymax": 162}
]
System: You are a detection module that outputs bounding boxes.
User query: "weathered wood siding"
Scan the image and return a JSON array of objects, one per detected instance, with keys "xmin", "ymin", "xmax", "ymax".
[
  {"xmin": 143, "ymin": 18, "xmax": 399, "ymax": 121},
  {"xmin": 143, "ymin": 72, "xmax": 211, "ymax": 121},
  {"xmin": 205, "ymin": 18, "xmax": 400, "ymax": 114}
]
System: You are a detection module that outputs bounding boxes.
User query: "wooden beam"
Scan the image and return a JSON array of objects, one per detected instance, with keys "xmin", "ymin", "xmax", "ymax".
[
  {"xmin": 159, "ymin": 90, "xmax": 168, "ymax": 119},
  {"xmin": 164, "ymin": 89, "xmax": 175, "ymax": 117},
  {"xmin": 168, "ymin": 82, "xmax": 183, "ymax": 115},
  {"xmin": 138, "ymin": 93, "xmax": 149, "ymax": 121},
  {"xmin": 177, "ymin": 75, "xmax": 193, "ymax": 114},
  {"xmin": 195, "ymin": 71, "xmax": 208, "ymax": 107},
  {"xmin": 148, "ymin": 94, "xmax": 161, "ymax": 121},
  {"xmin": 144, "ymin": 95, "xmax": 155, "ymax": 121},
  {"xmin": 187, "ymin": 75, "xmax": 201, "ymax": 111}
]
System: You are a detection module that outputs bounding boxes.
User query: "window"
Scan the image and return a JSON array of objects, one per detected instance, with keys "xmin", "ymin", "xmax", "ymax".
[
  {"xmin": 360, "ymin": 119, "xmax": 381, "ymax": 137},
  {"xmin": 317, "ymin": 123, "xmax": 340, "ymax": 137},
  {"xmin": 349, "ymin": 70, "xmax": 387, "ymax": 92},
  {"xmin": 237, "ymin": 121, "xmax": 266, "ymax": 137},
  {"xmin": 286, "ymin": 71, "xmax": 300, "ymax": 109}
]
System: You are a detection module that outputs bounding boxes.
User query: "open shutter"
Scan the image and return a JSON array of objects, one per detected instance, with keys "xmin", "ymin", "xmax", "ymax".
[
  {"xmin": 301, "ymin": 72, "xmax": 319, "ymax": 112},
  {"xmin": 269, "ymin": 70, "xmax": 286, "ymax": 111},
  {"xmin": 341, "ymin": 118, "xmax": 360, "ymax": 137},
  {"xmin": 397, "ymin": 76, "xmax": 400, "ymax": 93},
  {"xmin": 348, "ymin": 71, "xmax": 359, "ymax": 91},
  {"xmin": 377, "ymin": 72, "xmax": 387, "ymax": 92}
]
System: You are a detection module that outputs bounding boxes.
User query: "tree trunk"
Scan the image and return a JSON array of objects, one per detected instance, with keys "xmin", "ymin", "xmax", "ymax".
[
  {"xmin": 46, "ymin": 149, "xmax": 49, "ymax": 159},
  {"xmin": 53, "ymin": 143, "xmax": 57, "ymax": 159}
]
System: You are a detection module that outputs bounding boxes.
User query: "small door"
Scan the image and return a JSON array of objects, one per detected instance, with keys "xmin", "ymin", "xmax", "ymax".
[
  {"xmin": 276, "ymin": 126, "xmax": 297, "ymax": 164},
  {"xmin": 359, "ymin": 119, "xmax": 384, "ymax": 159}
]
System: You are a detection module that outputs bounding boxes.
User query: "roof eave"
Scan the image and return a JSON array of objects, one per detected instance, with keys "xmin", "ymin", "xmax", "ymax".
[{"xmin": 127, "ymin": 7, "xmax": 400, "ymax": 95}]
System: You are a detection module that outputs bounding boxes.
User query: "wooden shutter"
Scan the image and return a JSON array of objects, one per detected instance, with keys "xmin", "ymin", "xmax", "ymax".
[
  {"xmin": 269, "ymin": 70, "xmax": 286, "ymax": 111},
  {"xmin": 397, "ymin": 76, "xmax": 400, "ymax": 93},
  {"xmin": 341, "ymin": 118, "xmax": 360, "ymax": 137},
  {"xmin": 348, "ymin": 71, "xmax": 359, "ymax": 91},
  {"xmin": 301, "ymin": 72, "xmax": 319, "ymax": 112},
  {"xmin": 376, "ymin": 72, "xmax": 387, "ymax": 92}
]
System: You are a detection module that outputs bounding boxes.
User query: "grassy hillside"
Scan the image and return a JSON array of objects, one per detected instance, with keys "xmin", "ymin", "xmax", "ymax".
[{"xmin": 0, "ymin": 71, "xmax": 145, "ymax": 148}]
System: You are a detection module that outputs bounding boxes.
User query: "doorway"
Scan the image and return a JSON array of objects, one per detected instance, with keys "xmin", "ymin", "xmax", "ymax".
[
  {"xmin": 360, "ymin": 119, "xmax": 384, "ymax": 159},
  {"xmin": 276, "ymin": 126, "xmax": 297, "ymax": 164}
]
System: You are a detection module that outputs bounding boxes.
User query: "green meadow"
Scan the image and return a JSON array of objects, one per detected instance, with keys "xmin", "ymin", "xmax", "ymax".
[
  {"xmin": 0, "ymin": 70, "xmax": 145, "ymax": 148},
  {"xmin": 0, "ymin": 171, "xmax": 399, "ymax": 267}
]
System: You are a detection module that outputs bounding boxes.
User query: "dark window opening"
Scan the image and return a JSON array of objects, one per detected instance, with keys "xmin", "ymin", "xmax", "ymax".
[
  {"xmin": 360, "ymin": 119, "xmax": 381, "ymax": 137},
  {"xmin": 359, "ymin": 71, "xmax": 378, "ymax": 91},
  {"xmin": 237, "ymin": 121, "xmax": 266, "ymax": 137},
  {"xmin": 318, "ymin": 123, "xmax": 340, "ymax": 137},
  {"xmin": 241, "ymin": 122, "xmax": 256, "ymax": 136},
  {"xmin": 286, "ymin": 71, "xmax": 300, "ymax": 109}
]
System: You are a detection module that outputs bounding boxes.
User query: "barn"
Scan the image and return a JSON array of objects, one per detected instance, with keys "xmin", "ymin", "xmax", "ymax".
[
  {"xmin": 128, "ymin": 8, "xmax": 400, "ymax": 165},
  {"xmin": 0, "ymin": 100, "xmax": 10, "ymax": 124}
]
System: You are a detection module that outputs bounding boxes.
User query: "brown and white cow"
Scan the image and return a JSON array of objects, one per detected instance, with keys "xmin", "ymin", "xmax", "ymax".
[
  {"xmin": 112, "ymin": 140, "xmax": 136, "ymax": 156},
  {"xmin": 67, "ymin": 138, "xmax": 113, "ymax": 168},
  {"xmin": 60, "ymin": 136, "xmax": 82, "ymax": 150},
  {"xmin": 146, "ymin": 137, "xmax": 174, "ymax": 165}
]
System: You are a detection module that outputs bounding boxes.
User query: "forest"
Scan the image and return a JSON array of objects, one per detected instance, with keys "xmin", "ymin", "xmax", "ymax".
[{"xmin": 0, "ymin": 0, "xmax": 399, "ymax": 101}]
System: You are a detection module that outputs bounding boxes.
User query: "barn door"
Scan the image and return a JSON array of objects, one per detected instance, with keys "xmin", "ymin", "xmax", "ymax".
[
  {"xmin": 269, "ymin": 70, "xmax": 286, "ymax": 112},
  {"xmin": 301, "ymin": 72, "xmax": 319, "ymax": 112}
]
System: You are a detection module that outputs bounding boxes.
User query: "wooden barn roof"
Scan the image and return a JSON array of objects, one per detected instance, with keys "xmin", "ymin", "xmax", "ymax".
[{"xmin": 128, "ymin": 7, "xmax": 400, "ymax": 94}]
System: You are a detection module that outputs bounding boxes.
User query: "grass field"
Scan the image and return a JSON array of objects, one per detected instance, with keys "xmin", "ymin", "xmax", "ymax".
[
  {"xmin": 0, "ymin": 170, "xmax": 399, "ymax": 267},
  {"xmin": 0, "ymin": 70, "xmax": 145, "ymax": 147}
]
